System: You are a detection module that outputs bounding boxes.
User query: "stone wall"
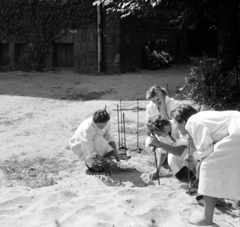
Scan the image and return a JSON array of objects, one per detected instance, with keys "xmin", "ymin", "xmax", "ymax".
[
  {"xmin": 49, "ymin": 11, "xmax": 187, "ymax": 74},
  {"xmin": 51, "ymin": 26, "xmax": 98, "ymax": 73},
  {"xmin": 101, "ymin": 13, "xmax": 121, "ymax": 74},
  {"xmin": 52, "ymin": 11, "xmax": 121, "ymax": 74},
  {"xmin": 0, "ymin": 11, "xmax": 187, "ymax": 74}
]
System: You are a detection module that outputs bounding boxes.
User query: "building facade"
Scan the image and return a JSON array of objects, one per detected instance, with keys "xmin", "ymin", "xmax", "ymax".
[{"xmin": 0, "ymin": 10, "xmax": 187, "ymax": 74}]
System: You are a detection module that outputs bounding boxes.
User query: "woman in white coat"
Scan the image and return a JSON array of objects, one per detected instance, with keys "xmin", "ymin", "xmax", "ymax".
[
  {"xmin": 69, "ymin": 109, "xmax": 120, "ymax": 171},
  {"xmin": 145, "ymin": 85, "xmax": 179, "ymax": 153},
  {"xmin": 151, "ymin": 104, "xmax": 240, "ymax": 226}
]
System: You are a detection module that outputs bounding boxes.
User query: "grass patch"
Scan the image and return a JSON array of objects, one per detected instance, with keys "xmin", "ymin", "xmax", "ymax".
[
  {"xmin": 0, "ymin": 156, "xmax": 77, "ymax": 188},
  {"xmin": 60, "ymin": 89, "xmax": 114, "ymax": 101}
]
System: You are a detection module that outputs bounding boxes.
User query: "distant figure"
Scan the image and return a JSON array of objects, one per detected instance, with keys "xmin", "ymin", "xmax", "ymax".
[
  {"xmin": 156, "ymin": 48, "xmax": 174, "ymax": 67},
  {"xmin": 142, "ymin": 41, "xmax": 164, "ymax": 69},
  {"xmin": 145, "ymin": 41, "xmax": 160, "ymax": 59},
  {"xmin": 69, "ymin": 108, "xmax": 120, "ymax": 172}
]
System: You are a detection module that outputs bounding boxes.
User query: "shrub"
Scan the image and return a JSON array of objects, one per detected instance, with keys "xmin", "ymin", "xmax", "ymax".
[{"xmin": 186, "ymin": 56, "xmax": 240, "ymax": 111}]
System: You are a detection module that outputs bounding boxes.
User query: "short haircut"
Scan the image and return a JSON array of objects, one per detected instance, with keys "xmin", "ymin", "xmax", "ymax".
[
  {"xmin": 146, "ymin": 86, "xmax": 168, "ymax": 100},
  {"xmin": 93, "ymin": 109, "xmax": 110, "ymax": 123},
  {"xmin": 172, "ymin": 104, "xmax": 197, "ymax": 123},
  {"xmin": 147, "ymin": 115, "xmax": 170, "ymax": 132}
]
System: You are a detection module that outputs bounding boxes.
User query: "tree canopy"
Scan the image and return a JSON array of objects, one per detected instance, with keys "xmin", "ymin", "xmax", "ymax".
[
  {"xmin": 95, "ymin": 0, "xmax": 239, "ymax": 75},
  {"xmin": 95, "ymin": 0, "xmax": 219, "ymax": 30}
]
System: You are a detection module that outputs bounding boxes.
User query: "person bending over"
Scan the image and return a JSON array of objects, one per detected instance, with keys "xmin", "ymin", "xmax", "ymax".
[
  {"xmin": 69, "ymin": 108, "xmax": 120, "ymax": 172},
  {"xmin": 147, "ymin": 115, "xmax": 197, "ymax": 182},
  {"xmin": 150, "ymin": 104, "xmax": 240, "ymax": 226}
]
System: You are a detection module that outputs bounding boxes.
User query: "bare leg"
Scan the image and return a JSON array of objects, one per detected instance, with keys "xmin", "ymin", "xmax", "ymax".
[
  {"xmin": 190, "ymin": 195, "xmax": 217, "ymax": 226},
  {"xmin": 204, "ymin": 196, "xmax": 217, "ymax": 225}
]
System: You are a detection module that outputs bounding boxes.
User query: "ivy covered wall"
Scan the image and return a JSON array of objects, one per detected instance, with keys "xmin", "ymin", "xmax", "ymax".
[
  {"xmin": 0, "ymin": 0, "xmax": 97, "ymax": 71},
  {"xmin": 0, "ymin": 1, "xmax": 187, "ymax": 73}
]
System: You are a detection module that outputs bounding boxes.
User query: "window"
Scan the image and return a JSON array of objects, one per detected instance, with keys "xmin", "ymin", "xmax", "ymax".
[
  {"xmin": 0, "ymin": 43, "xmax": 10, "ymax": 66},
  {"xmin": 54, "ymin": 43, "xmax": 74, "ymax": 68}
]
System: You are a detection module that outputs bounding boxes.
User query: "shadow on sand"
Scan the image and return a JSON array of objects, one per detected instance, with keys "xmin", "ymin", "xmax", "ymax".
[{"xmin": 85, "ymin": 164, "xmax": 154, "ymax": 187}]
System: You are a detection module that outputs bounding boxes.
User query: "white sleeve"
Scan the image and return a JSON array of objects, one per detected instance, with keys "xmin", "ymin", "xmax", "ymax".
[
  {"xmin": 157, "ymin": 135, "xmax": 176, "ymax": 154},
  {"xmin": 103, "ymin": 122, "xmax": 114, "ymax": 142},
  {"xmin": 69, "ymin": 133, "xmax": 84, "ymax": 159},
  {"xmin": 146, "ymin": 103, "xmax": 152, "ymax": 122},
  {"xmin": 165, "ymin": 97, "xmax": 178, "ymax": 118},
  {"xmin": 80, "ymin": 128, "xmax": 98, "ymax": 158},
  {"xmin": 69, "ymin": 133, "xmax": 81, "ymax": 150},
  {"xmin": 186, "ymin": 122, "xmax": 214, "ymax": 160},
  {"xmin": 176, "ymin": 137, "xmax": 188, "ymax": 146}
]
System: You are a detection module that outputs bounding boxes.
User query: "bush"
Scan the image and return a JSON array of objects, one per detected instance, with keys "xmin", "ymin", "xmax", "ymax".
[{"xmin": 186, "ymin": 56, "xmax": 240, "ymax": 111}]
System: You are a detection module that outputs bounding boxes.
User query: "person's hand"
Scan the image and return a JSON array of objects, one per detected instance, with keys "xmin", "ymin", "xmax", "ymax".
[
  {"xmin": 187, "ymin": 135, "xmax": 195, "ymax": 149},
  {"xmin": 149, "ymin": 136, "xmax": 162, "ymax": 148},
  {"xmin": 114, "ymin": 153, "xmax": 121, "ymax": 163},
  {"xmin": 156, "ymin": 89, "xmax": 166, "ymax": 101},
  {"xmin": 116, "ymin": 157, "xmax": 121, "ymax": 163},
  {"xmin": 184, "ymin": 154, "xmax": 194, "ymax": 162}
]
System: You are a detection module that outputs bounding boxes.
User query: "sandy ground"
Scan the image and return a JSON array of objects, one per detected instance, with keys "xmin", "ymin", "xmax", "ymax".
[{"xmin": 0, "ymin": 64, "xmax": 239, "ymax": 227}]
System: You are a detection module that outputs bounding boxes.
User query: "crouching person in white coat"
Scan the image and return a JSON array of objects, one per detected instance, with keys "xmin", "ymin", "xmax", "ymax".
[
  {"xmin": 69, "ymin": 108, "xmax": 120, "ymax": 172},
  {"xmin": 145, "ymin": 85, "xmax": 179, "ymax": 154},
  {"xmin": 147, "ymin": 115, "xmax": 198, "ymax": 182}
]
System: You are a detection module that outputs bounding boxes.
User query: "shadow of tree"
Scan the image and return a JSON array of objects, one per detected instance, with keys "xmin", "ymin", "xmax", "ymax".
[{"xmin": 0, "ymin": 65, "xmax": 190, "ymax": 100}]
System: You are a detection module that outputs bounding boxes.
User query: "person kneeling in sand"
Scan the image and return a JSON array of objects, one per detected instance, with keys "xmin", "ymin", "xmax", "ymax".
[
  {"xmin": 147, "ymin": 115, "xmax": 198, "ymax": 183},
  {"xmin": 145, "ymin": 85, "xmax": 179, "ymax": 154},
  {"xmin": 69, "ymin": 108, "xmax": 120, "ymax": 172}
]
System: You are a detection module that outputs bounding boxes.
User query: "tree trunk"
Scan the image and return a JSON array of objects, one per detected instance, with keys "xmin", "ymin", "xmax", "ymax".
[{"xmin": 218, "ymin": 0, "xmax": 238, "ymax": 77}]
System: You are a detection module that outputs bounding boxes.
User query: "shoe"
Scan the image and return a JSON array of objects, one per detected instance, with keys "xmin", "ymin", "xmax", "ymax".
[
  {"xmin": 189, "ymin": 175, "xmax": 199, "ymax": 189},
  {"xmin": 150, "ymin": 172, "xmax": 159, "ymax": 181},
  {"xmin": 196, "ymin": 195, "xmax": 204, "ymax": 206}
]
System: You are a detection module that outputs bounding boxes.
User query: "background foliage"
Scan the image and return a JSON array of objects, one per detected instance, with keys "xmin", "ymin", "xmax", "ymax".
[
  {"xmin": 187, "ymin": 57, "xmax": 240, "ymax": 110},
  {"xmin": 95, "ymin": 0, "xmax": 240, "ymax": 110},
  {"xmin": 95, "ymin": 0, "xmax": 239, "ymax": 75},
  {"xmin": 95, "ymin": 0, "xmax": 220, "ymax": 29},
  {"xmin": 0, "ymin": 0, "xmax": 96, "ymax": 69}
]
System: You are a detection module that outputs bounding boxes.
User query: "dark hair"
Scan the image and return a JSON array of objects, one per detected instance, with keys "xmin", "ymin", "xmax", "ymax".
[
  {"xmin": 172, "ymin": 104, "xmax": 197, "ymax": 123},
  {"xmin": 93, "ymin": 109, "xmax": 110, "ymax": 123},
  {"xmin": 146, "ymin": 85, "xmax": 168, "ymax": 100},
  {"xmin": 147, "ymin": 115, "xmax": 170, "ymax": 132},
  {"xmin": 145, "ymin": 41, "xmax": 151, "ymax": 46},
  {"xmin": 148, "ymin": 40, "xmax": 156, "ymax": 52}
]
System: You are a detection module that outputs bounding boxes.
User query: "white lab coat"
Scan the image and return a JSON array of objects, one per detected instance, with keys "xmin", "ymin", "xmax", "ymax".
[
  {"xmin": 186, "ymin": 110, "xmax": 240, "ymax": 200},
  {"xmin": 145, "ymin": 96, "xmax": 179, "ymax": 155},
  {"xmin": 159, "ymin": 120, "xmax": 188, "ymax": 175},
  {"xmin": 146, "ymin": 96, "xmax": 179, "ymax": 122},
  {"xmin": 69, "ymin": 117, "xmax": 114, "ymax": 160},
  {"xmin": 146, "ymin": 120, "xmax": 188, "ymax": 175}
]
